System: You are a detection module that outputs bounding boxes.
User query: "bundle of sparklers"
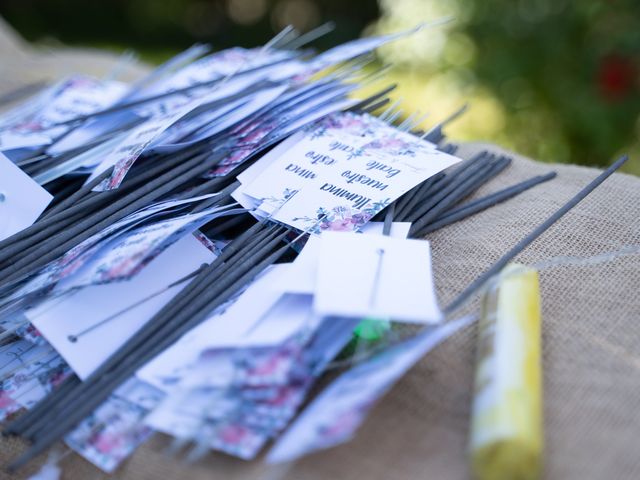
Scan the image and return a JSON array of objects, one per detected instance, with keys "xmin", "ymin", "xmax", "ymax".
[{"xmin": 0, "ymin": 23, "xmax": 626, "ymax": 475}]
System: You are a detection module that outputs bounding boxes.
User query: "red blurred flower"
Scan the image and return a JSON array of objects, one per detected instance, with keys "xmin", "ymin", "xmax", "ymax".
[{"xmin": 597, "ymin": 54, "xmax": 637, "ymax": 101}]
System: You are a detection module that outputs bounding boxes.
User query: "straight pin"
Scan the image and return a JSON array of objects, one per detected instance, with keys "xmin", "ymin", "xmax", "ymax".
[{"xmin": 67, "ymin": 265, "xmax": 207, "ymax": 343}]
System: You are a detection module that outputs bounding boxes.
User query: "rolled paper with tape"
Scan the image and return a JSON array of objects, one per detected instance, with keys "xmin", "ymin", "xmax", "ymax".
[{"xmin": 470, "ymin": 263, "xmax": 543, "ymax": 480}]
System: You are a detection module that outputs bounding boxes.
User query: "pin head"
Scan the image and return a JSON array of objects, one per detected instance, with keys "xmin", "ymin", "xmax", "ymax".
[{"xmin": 355, "ymin": 318, "xmax": 391, "ymax": 341}]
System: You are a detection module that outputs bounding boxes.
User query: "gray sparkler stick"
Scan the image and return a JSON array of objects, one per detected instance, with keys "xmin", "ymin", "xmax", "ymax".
[
  {"xmin": 409, "ymin": 156, "xmax": 512, "ymax": 236},
  {"xmin": 444, "ymin": 155, "xmax": 629, "ymax": 314},
  {"xmin": 0, "ymin": 151, "xmax": 227, "ymax": 287},
  {"xmin": 12, "ymin": 229, "xmax": 291, "ymax": 452},
  {"xmin": 13, "ymin": 224, "xmax": 282, "ymax": 440},
  {"xmin": 403, "ymin": 153, "xmax": 493, "ymax": 223},
  {"xmin": 415, "ymin": 172, "xmax": 557, "ymax": 236}
]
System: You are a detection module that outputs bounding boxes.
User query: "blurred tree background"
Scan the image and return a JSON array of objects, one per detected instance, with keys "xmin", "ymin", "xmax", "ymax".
[{"xmin": 1, "ymin": 0, "xmax": 638, "ymax": 173}]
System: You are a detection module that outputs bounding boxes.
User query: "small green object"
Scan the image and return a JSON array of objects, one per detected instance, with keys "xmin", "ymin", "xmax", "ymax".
[{"xmin": 354, "ymin": 318, "xmax": 391, "ymax": 341}]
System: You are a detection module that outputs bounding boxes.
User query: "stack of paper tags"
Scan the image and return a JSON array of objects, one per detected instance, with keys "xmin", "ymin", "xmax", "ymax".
[{"xmin": 0, "ymin": 22, "xmax": 561, "ymax": 475}]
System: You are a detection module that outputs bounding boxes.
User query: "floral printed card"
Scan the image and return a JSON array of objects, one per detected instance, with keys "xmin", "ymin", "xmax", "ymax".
[
  {"xmin": 0, "ymin": 340, "xmax": 71, "ymax": 422},
  {"xmin": 65, "ymin": 379, "xmax": 164, "ymax": 473},
  {"xmin": 239, "ymin": 112, "xmax": 386, "ymax": 214},
  {"xmin": 87, "ymin": 73, "xmax": 272, "ymax": 190},
  {"xmin": 267, "ymin": 316, "xmax": 474, "ymax": 464},
  {"xmin": 54, "ymin": 204, "xmax": 241, "ymax": 290},
  {"xmin": 143, "ymin": 317, "xmax": 358, "ymax": 460},
  {"xmin": 0, "ymin": 75, "xmax": 128, "ymax": 152},
  {"xmin": 7, "ymin": 193, "xmax": 220, "ymax": 305},
  {"xmin": 136, "ymin": 265, "xmax": 288, "ymax": 392},
  {"xmin": 144, "ymin": 341, "xmax": 309, "ymax": 459},
  {"xmin": 183, "ymin": 329, "xmax": 315, "ymax": 391},
  {"xmin": 15, "ymin": 76, "xmax": 127, "ymax": 130},
  {"xmin": 314, "ymin": 232, "xmax": 441, "ymax": 323},
  {"xmin": 240, "ymin": 112, "xmax": 458, "ymax": 233}
]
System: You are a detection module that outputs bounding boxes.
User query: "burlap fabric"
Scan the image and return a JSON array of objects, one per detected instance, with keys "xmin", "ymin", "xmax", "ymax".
[{"xmin": 1, "ymin": 19, "xmax": 640, "ymax": 480}]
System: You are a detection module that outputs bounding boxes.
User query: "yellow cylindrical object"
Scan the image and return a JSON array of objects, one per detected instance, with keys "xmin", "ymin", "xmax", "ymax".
[{"xmin": 470, "ymin": 263, "xmax": 543, "ymax": 480}]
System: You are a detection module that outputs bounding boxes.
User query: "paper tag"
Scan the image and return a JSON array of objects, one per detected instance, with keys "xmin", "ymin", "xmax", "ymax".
[
  {"xmin": 88, "ymin": 74, "xmax": 268, "ymax": 190},
  {"xmin": 314, "ymin": 232, "xmax": 441, "ymax": 323},
  {"xmin": 55, "ymin": 204, "xmax": 241, "ymax": 290},
  {"xmin": 0, "ymin": 339, "xmax": 71, "ymax": 422},
  {"xmin": 143, "ymin": 316, "xmax": 360, "ymax": 460},
  {"xmin": 276, "ymin": 222, "xmax": 411, "ymax": 296},
  {"xmin": 10, "ymin": 194, "xmax": 222, "ymax": 304},
  {"xmin": 241, "ymin": 112, "xmax": 458, "ymax": 233},
  {"xmin": 0, "ymin": 153, "xmax": 53, "ymax": 241},
  {"xmin": 267, "ymin": 316, "xmax": 474, "ymax": 464},
  {"xmin": 0, "ymin": 76, "xmax": 128, "ymax": 145},
  {"xmin": 136, "ymin": 265, "xmax": 289, "ymax": 392},
  {"xmin": 232, "ymin": 131, "xmax": 305, "ymax": 210},
  {"xmin": 65, "ymin": 379, "xmax": 161, "ymax": 473},
  {"xmin": 28, "ymin": 235, "xmax": 215, "ymax": 379}
]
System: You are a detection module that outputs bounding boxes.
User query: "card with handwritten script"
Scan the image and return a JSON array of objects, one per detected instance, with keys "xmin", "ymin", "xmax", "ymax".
[{"xmin": 241, "ymin": 112, "xmax": 459, "ymax": 233}]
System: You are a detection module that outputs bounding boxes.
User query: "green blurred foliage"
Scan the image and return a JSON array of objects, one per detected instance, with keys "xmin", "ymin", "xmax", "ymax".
[
  {"xmin": 1, "ymin": 0, "xmax": 639, "ymax": 173},
  {"xmin": 373, "ymin": 0, "xmax": 640, "ymax": 173},
  {"xmin": 467, "ymin": 0, "xmax": 640, "ymax": 169},
  {"xmin": 0, "ymin": 0, "xmax": 378, "ymax": 58}
]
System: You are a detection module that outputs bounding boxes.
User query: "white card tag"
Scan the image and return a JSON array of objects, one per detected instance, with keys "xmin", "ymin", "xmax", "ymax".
[
  {"xmin": 0, "ymin": 153, "xmax": 53, "ymax": 241},
  {"xmin": 314, "ymin": 232, "xmax": 441, "ymax": 323},
  {"xmin": 275, "ymin": 221, "xmax": 411, "ymax": 296},
  {"xmin": 136, "ymin": 264, "xmax": 290, "ymax": 392},
  {"xmin": 28, "ymin": 235, "xmax": 215, "ymax": 380}
]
